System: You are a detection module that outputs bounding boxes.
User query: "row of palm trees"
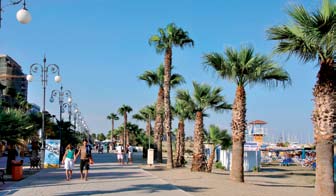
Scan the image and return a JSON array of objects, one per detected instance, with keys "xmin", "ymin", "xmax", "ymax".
[
  {"xmin": 106, "ymin": 1, "xmax": 334, "ymax": 195},
  {"xmin": 146, "ymin": 21, "xmax": 289, "ymax": 176},
  {"xmin": 107, "ymin": 105, "xmax": 132, "ymax": 149},
  {"xmin": 148, "ymin": 1, "xmax": 335, "ymax": 195}
]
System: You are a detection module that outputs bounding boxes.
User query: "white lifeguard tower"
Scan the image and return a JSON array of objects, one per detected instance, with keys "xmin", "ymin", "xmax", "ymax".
[{"xmin": 247, "ymin": 120, "xmax": 267, "ymax": 146}]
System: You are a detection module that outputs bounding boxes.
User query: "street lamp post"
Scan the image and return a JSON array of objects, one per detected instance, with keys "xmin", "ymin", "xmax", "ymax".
[
  {"xmin": 73, "ymin": 107, "xmax": 80, "ymax": 132},
  {"xmin": 63, "ymin": 97, "xmax": 73, "ymax": 123},
  {"xmin": 26, "ymin": 56, "xmax": 62, "ymax": 167},
  {"xmin": 49, "ymin": 85, "xmax": 71, "ymax": 146},
  {"xmin": 0, "ymin": 0, "xmax": 32, "ymax": 28},
  {"xmin": 50, "ymin": 86, "xmax": 71, "ymax": 123}
]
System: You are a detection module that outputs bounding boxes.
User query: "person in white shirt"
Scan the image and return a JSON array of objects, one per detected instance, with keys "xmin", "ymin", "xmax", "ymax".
[{"xmin": 116, "ymin": 144, "xmax": 124, "ymax": 165}]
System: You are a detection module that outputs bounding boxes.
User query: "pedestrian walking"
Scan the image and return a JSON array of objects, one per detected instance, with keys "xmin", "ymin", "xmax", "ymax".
[
  {"xmin": 116, "ymin": 144, "xmax": 124, "ymax": 165},
  {"xmin": 62, "ymin": 144, "xmax": 75, "ymax": 181},
  {"xmin": 126, "ymin": 144, "xmax": 133, "ymax": 164},
  {"xmin": 75, "ymin": 138, "xmax": 92, "ymax": 181}
]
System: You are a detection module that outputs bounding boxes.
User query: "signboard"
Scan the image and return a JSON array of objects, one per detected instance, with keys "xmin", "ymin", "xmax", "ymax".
[
  {"xmin": 244, "ymin": 142, "xmax": 258, "ymax": 151},
  {"xmin": 44, "ymin": 139, "xmax": 60, "ymax": 168},
  {"xmin": 147, "ymin": 149, "xmax": 154, "ymax": 165},
  {"xmin": 253, "ymin": 135, "xmax": 264, "ymax": 146}
]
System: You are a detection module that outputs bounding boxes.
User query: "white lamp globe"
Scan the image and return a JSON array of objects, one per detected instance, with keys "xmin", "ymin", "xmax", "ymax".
[
  {"xmin": 26, "ymin": 74, "xmax": 33, "ymax": 82},
  {"xmin": 54, "ymin": 75, "xmax": 62, "ymax": 83},
  {"xmin": 16, "ymin": 8, "xmax": 32, "ymax": 24},
  {"xmin": 68, "ymin": 97, "xmax": 72, "ymax": 103}
]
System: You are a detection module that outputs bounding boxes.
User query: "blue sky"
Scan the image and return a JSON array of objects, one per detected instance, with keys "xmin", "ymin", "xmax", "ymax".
[{"xmin": 0, "ymin": 0, "xmax": 320, "ymax": 143}]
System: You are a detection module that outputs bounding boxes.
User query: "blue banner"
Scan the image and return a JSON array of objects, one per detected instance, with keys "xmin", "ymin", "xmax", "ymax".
[{"xmin": 44, "ymin": 139, "xmax": 60, "ymax": 168}]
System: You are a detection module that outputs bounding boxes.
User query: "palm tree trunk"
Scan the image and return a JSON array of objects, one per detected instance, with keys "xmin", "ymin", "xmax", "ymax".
[
  {"xmin": 111, "ymin": 119, "xmax": 114, "ymax": 148},
  {"xmin": 230, "ymin": 86, "xmax": 246, "ymax": 182},
  {"xmin": 175, "ymin": 119, "xmax": 185, "ymax": 167},
  {"xmin": 313, "ymin": 63, "xmax": 336, "ymax": 196},
  {"xmin": 123, "ymin": 112, "xmax": 127, "ymax": 149},
  {"xmin": 206, "ymin": 145, "xmax": 216, "ymax": 173},
  {"xmin": 164, "ymin": 48, "xmax": 173, "ymax": 169},
  {"xmin": 154, "ymin": 87, "xmax": 164, "ymax": 163},
  {"xmin": 191, "ymin": 111, "xmax": 206, "ymax": 172}
]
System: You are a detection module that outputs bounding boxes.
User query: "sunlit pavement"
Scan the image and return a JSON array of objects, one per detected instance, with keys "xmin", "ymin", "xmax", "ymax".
[{"xmin": 0, "ymin": 152, "xmax": 190, "ymax": 196}]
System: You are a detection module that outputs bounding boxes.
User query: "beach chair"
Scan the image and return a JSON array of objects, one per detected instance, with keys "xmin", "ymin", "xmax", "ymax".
[{"xmin": 280, "ymin": 158, "xmax": 293, "ymax": 166}]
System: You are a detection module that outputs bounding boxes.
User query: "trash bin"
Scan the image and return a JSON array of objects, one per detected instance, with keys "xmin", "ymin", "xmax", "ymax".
[{"xmin": 11, "ymin": 160, "xmax": 23, "ymax": 181}]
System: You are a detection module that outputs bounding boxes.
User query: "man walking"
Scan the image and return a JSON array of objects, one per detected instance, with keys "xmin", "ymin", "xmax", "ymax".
[{"xmin": 75, "ymin": 138, "xmax": 92, "ymax": 181}]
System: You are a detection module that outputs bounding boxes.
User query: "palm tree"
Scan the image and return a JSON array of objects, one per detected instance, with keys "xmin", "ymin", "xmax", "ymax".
[
  {"xmin": 149, "ymin": 23, "xmax": 194, "ymax": 169},
  {"xmin": 107, "ymin": 113, "xmax": 119, "ymax": 147},
  {"xmin": 0, "ymin": 108, "xmax": 35, "ymax": 145},
  {"xmin": 139, "ymin": 64, "xmax": 185, "ymax": 163},
  {"xmin": 205, "ymin": 125, "xmax": 231, "ymax": 173},
  {"xmin": 267, "ymin": 1, "xmax": 336, "ymax": 194},
  {"xmin": 149, "ymin": 23, "xmax": 194, "ymax": 168},
  {"xmin": 176, "ymin": 81, "xmax": 231, "ymax": 172},
  {"xmin": 118, "ymin": 105, "xmax": 133, "ymax": 149},
  {"xmin": 203, "ymin": 45, "xmax": 290, "ymax": 182},
  {"xmin": 133, "ymin": 105, "xmax": 156, "ymax": 137},
  {"xmin": 172, "ymin": 100, "xmax": 193, "ymax": 167}
]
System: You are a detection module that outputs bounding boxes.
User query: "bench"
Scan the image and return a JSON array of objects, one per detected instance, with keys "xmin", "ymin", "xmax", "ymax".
[{"xmin": 0, "ymin": 156, "xmax": 8, "ymax": 184}]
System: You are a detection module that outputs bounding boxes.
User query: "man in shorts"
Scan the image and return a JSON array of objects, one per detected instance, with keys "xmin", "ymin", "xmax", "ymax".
[{"xmin": 75, "ymin": 138, "xmax": 92, "ymax": 181}]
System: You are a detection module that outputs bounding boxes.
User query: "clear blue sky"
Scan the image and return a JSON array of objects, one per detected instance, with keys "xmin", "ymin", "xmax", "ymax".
[{"xmin": 0, "ymin": 0, "xmax": 320, "ymax": 143}]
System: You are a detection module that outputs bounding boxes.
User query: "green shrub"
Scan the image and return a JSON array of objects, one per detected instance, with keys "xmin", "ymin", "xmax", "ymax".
[
  {"xmin": 215, "ymin": 161, "xmax": 225, "ymax": 170},
  {"xmin": 252, "ymin": 166, "xmax": 260, "ymax": 172}
]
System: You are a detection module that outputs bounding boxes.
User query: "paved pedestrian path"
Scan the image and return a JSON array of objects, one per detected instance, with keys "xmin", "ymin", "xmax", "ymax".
[{"xmin": 0, "ymin": 152, "xmax": 190, "ymax": 196}]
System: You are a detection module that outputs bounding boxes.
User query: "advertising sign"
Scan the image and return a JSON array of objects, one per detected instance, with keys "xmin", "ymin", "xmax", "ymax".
[
  {"xmin": 44, "ymin": 139, "xmax": 60, "ymax": 168},
  {"xmin": 244, "ymin": 142, "xmax": 258, "ymax": 151}
]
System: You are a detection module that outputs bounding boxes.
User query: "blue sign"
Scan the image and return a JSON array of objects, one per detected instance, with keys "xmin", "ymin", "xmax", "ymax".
[{"xmin": 44, "ymin": 139, "xmax": 60, "ymax": 168}]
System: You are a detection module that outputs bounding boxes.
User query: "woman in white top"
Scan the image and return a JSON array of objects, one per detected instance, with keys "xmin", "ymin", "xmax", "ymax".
[{"xmin": 116, "ymin": 144, "xmax": 124, "ymax": 165}]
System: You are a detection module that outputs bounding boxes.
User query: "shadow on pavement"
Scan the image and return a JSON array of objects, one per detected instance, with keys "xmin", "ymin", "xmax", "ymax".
[{"xmin": 55, "ymin": 183, "xmax": 206, "ymax": 196}]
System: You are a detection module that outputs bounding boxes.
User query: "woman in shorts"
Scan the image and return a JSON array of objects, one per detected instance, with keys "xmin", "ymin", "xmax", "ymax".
[{"xmin": 62, "ymin": 144, "xmax": 75, "ymax": 181}]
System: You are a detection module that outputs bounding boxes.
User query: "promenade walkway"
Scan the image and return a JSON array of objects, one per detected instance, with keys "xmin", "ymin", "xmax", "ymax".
[{"xmin": 0, "ymin": 152, "xmax": 190, "ymax": 196}]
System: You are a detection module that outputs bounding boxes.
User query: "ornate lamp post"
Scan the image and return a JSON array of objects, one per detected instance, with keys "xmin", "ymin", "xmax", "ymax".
[
  {"xmin": 49, "ymin": 86, "xmax": 71, "ymax": 123},
  {"xmin": 74, "ymin": 108, "xmax": 80, "ymax": 132},
  {"xmin": 62, "ymin": 97, "xmax": 73, "ymax": 123},
  {"xmin": 26, "ymin": 56, "xmax": 62, "ymax": 167},
  {"xmin": 49, "ymin": 85, "xmax": 71, "ymax": 146},
  {"xmin": 0, "ymin": 0, "xmax": 32, "ymax": 28}
]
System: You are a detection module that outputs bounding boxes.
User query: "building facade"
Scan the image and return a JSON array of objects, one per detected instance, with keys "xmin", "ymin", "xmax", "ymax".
[{"xmin": 0, "ymin": 54, "xmax": 28, "ymax": 104}]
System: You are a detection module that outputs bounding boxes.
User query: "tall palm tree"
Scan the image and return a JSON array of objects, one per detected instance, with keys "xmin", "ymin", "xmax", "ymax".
[
  {"xmin": 139, "ymin": 64, "xmax": 185, "ymax": 163},
  {"xmin": 107, "ymin": 113, "xmax": 119, "ymax": 147},
  {"xmin": 118, "ymin": 105, "xmax": 133, "ymax": 149},
  {"xmin": 267, "ymin": 1, "xmax": 336, "ymax": 194},
  {"xmin": 176, "ymin": 81, "xmax": 231, "ymax": 172},
  {"xmin": 149, "ymin": 23, "xmax": 194, "ymax": 168},
  {"xmin": 172, "ymin": 100, "xmax": 193, "ymax": 167},
  {"xmin": 133, "ymin": 105, "xmax": 156, "ymax": 137},
  {"xmin": 204, "ymin": 45, "xmax": 290, "ymax": 182},
  {"xmin": 205, "ymin": 124, "xmax": 231, "ymax": 173}
]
